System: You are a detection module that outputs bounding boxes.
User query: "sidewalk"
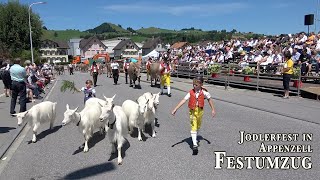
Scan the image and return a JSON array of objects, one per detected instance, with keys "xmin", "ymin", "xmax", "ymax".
[
  {"xmin": 0, "ymin": 80, "xmax": 56, "ymax": 159},
  {"xmin": 138, "ymin": 73, "xmax": 320, "ymax": 125}
]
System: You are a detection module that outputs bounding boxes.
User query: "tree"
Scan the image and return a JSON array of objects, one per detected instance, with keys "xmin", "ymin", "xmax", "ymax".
[
  {"xmin": 42, "ymin": 26, "xmax": 48, "ymax": 30},
  {"xmin": 127, "ymin": 27, "xmax": 135, "ymax": 33},
  {"xmin": 0, "ymin": 1, "xmax": 43, "ymax": 56},
  {"xmin": 118, "ymin": 24, "xmax": 122, "ymax": 28},
  {"xmin": 54, "ymin": 32, "xmax": 58, "ymax": 37}
]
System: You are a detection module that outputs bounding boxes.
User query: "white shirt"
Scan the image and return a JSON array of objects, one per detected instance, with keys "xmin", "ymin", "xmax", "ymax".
[
  {"xmin": 111, "ymin": 62, "xmax": 119, "ymax": 70},
  {"xmin": 273, "ymin": 54, "xmax": 283, "ymax": 63},
  {"xmin": 91, "ymin": 65, "xmax": 99, "ymax": 73},
  {"xmin": 254, "ymin": 55, "xmax": 262, "ymax": 62}
]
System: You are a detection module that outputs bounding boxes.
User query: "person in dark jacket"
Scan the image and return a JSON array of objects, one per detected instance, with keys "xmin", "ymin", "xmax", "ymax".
[{"xmin": 0, "ymin": 60, "xmax": 12, "ymax": 97}]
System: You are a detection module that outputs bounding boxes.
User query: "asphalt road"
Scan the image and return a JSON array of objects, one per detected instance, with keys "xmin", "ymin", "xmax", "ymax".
[{"xmin": 0, "ymin": 72, "xmax": 319, "ymax": 180}]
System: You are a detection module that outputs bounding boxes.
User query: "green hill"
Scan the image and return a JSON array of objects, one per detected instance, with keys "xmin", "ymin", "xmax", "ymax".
[
  {"xmin": 108, "ymin": 23, "xmax": 130, "ymax": 33},
  {"xmin": 136, "ymin": 27, "xmax": 176, "ymax": 34},
  {"xmin": 86, "ymin": 22, "xmax": 129, "ymax": 34},
  {"xmin": 42, "ymin": 30, "xmax": 89, "ymax": 41}
]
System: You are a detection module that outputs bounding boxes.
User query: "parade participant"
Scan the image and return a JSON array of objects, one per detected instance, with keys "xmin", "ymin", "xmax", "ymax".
[
  {"xmin": 171, "ymin": 76, "xmax": 216, "ymax": 155},
  {"xmin": 159, "ymin": 57, "xmax": 172, "ymax": 97},
  {"xmin": 79, "ymin": 80, "xmax": 96, "ymax": 104},
  {"xmin": 90, "ymin": 61, "xmax": 99, "ymax": 87},
  {"xmin": 68, "ymin": 63, "xmax": 74, "ymax": 75},
  {"xmin": 123, "ymin": 58, "xmax": 130, "ymax": 84},
  {"xmin": 146, "ymin": 57, "xmax": 152, "ymax": 81},
  {"xmin": 10, "ymin": 58, "xmax": 27, "ymax": 115},
  {"xmin": 111, "ymin": 59, "xmax": 120, "ymax": 85}
]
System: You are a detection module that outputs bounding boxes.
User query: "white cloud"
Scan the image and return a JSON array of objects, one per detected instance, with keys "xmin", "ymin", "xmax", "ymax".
[{"xmin": 103, "ymin": 2, "xmax": 249, "ymax": 16}]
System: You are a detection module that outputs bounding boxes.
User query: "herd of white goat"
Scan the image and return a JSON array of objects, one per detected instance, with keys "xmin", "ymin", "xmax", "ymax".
[{"xmin": 13, "ymin": 92, "xmax": 160, "ymax": 165}]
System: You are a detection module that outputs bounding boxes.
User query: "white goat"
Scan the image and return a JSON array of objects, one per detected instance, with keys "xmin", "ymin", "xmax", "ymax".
[
  {"xmin": 122, "ymin": 99, "xmax": 149, "ymax": 141},
  {"xmin": 99, "ymin": 103, "xmax": 128, "ymax": 165},
  {"xmin": 62, "ymin": 103, "xmax": 104, "ymax": 152},
  {"xmin": 143, "ymin": 92, "xmax": 160, "ymax": 111},
  {"xmin": 14, "ymin": 101, "xmax": 57, "ymax": 143},
  {"xmin": 137, "ymin": 93, "xmax": 157, "ymax": 138}
]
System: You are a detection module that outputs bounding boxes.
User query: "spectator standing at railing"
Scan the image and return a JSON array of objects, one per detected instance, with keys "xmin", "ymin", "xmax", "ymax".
[{"xmin": 282, "ymin": 51, "xmax": 294, "ymax": 99}]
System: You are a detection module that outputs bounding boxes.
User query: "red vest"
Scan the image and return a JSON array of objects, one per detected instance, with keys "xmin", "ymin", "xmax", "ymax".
[
  {"xmin": 146, "ymin": 61, "xmax": 151, "ymax": 70},
  {"xmin": 160, "ymin": 63, "xmax": 171, "ymax": 75},
  {"xmin": 188, "ymin": 89, "xmax": 205, "ymax": 110},
  {"xmin": 124, "ymin": 62, "xmax": 130, "ymax": 70},
  {"xmin": 91, "ymin": 65, "xmax": 98, "ymax": 72}
]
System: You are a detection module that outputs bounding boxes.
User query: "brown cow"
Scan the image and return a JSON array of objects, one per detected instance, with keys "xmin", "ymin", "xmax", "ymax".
[
  {"xmin": 128, "ymin": 63, "xmax": 141, "ymax": 88},
  {"xmin": 149, "ymin": 62, "xmax": 160, "ymax": 86},
  {"xmin": 105, "ymin": 62, "xmax": 112, "ymax": 78}
]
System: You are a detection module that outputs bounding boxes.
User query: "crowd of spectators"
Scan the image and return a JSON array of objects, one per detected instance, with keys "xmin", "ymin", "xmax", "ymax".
[
  {"xmin": 157, "ymin": 32, "xmax": 320, "ymax": 77},
  {"xmin": 0, "ymin": 59, "xmax": 54, "ymax": 103}
]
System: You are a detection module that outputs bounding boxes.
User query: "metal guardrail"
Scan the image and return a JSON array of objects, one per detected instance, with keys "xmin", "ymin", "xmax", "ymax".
[{"xmin": 140, "ymin": 62, "xmax": 307, "ymax": 96}]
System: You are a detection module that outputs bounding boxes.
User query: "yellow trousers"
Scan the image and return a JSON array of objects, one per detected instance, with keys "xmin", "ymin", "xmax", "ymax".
[
  {"xmin": 189, "ymin": 107, "xmax": 204, "ymax": 131},
  {"xmin": 161, "ymin": 74, "xmax": 170, "ymax": 86}
]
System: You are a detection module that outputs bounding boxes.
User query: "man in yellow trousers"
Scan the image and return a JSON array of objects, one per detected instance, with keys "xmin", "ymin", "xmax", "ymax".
[{"xmin": 159, "ymin": 57, "xmax": 172, "ymax": 97}]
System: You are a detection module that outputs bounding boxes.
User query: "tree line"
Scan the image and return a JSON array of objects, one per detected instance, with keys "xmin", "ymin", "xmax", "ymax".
[{"xmin": 0, "ymin": 1, "xmax": 43, "ymax": 63}]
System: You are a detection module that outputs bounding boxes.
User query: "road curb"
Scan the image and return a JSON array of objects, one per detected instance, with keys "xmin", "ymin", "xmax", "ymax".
[{"xmin": 0, "ymin": 80, "xmax": 58, "ymax": 160}]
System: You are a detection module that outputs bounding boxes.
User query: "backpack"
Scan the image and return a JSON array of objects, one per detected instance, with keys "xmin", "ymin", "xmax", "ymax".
[
  {"xmin": 0, "ymin": 66, "xmax": 10, "ymax": 80},
  {"xmin": 0, "ymin": 69, "xmax": 4, "ymax": 80}
]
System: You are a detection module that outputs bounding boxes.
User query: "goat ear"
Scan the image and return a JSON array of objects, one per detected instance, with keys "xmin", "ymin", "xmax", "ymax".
[
  {"xmin": 111, "ymin": 94, "xmax": 116, "ymax": 100},
  {"xmin": 98, "ymin": 102, "xmax": 103, "ymax": 107},
  {"xmin": 103, "ymin": 94, "xmax": 107, "ymax": 100},
  {"xmin": 66, "ymin": 104, "xmax": 70, "ymax": 110},
  {"xmin": 21, "ymin": 111, "xmax": 29, "ymax": 117},
  {"xmin": 146, "ymin": 99, "xmax": 150, "ymax": 104},
  {"xmin": 74, "ymin": 107, "xmax": 79, "ymax": 112}
]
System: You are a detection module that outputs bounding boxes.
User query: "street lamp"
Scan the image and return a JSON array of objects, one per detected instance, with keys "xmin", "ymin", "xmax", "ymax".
[{"xmin": 29, "ymin": 1, "xmax": 46, "ymax": 64}]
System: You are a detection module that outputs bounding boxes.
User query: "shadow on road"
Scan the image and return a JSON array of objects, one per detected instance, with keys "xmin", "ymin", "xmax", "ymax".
[
  {"xmin": 171, "ymin": 136, "xmax": 211, "ymax": 150},
  {"xmin": 0, "ymin": 127, "xmax": 16, "ymax": 134},
  {"xmin": 108, "ymin": 140, "xmax": 130, "ymax": 162},
  {"xmin": 155, "ymin": 118, "xmax": 160, "ymax": 128},
  {"xmin": 27, "ymin": 125, "xmax": 62, "ymax": 144},
  {"xmin": 129, "ymin": 128, "xmax": 149, "ymax": 141},
  {"xmin": 72, "ymin": 132, "xmax": 106, "ymax": 155},
  {"xmin": 62, "ymin": 162, "xmax": 116, "ymax": 179}
]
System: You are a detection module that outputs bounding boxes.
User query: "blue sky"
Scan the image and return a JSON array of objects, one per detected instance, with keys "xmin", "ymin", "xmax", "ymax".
[{"xmin": 2, "ymin": 0, "xmax": 319, "ymax": 35}]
